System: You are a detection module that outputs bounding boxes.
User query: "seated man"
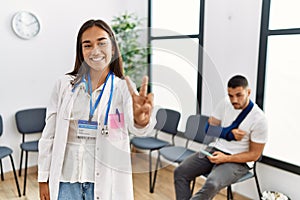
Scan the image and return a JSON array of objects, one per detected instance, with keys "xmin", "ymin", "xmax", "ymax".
[{"xmin": 174, "ymin": 75, "xmax": 268, "ymax": 200}]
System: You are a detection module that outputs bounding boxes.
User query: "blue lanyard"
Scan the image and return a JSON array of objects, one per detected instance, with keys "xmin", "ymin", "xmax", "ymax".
[{"xmin": 87, "ymin": 71, "xmax": 114, "ymax": 126}]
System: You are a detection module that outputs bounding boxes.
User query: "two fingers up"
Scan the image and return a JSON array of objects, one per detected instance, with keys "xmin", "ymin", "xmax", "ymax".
[{"xmin": 125, "ymin": 76, "xmax": 153, "ymax": 127}]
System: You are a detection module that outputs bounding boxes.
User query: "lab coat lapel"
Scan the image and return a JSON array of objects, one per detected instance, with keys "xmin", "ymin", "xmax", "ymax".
[{"xmin": 60, "ymin": 84, "xmax": 77, "ymax": 120}]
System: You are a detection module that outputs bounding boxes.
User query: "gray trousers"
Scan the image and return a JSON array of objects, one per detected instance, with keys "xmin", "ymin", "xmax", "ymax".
[{"xmin": 174, "ymin": 149, "xmax": 249, "ymax": 200}]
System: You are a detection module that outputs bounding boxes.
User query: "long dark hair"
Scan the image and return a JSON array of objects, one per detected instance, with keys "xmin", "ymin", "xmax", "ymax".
[{"xmin": 67, "ymin": 19, "xmax": 124, "ymax": 86}]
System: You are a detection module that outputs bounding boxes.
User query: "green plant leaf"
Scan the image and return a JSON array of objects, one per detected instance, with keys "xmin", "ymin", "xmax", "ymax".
[{"xmin": 111, "ymin": 12, "xmax": 148, "ymax": 85}]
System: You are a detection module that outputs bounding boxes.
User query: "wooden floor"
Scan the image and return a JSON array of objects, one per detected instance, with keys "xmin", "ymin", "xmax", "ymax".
[{"xmin": 0, "ymin": 153, "xmax": 250, "ymax": 200}]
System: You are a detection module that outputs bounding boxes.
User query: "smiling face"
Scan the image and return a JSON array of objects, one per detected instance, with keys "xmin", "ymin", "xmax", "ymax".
[
  {"xmin": 81, "ymin": 26, "xmax": 114, "ymax": 74},
  {"xmin": 228, "ymin": 86, "xmax": 251, "ymax": 110}
]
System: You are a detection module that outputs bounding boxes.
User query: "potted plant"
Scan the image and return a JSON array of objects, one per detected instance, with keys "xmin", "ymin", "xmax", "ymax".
[{"xmin": 111, "ymin": 12, "xmax": 148, "ymax": 87}]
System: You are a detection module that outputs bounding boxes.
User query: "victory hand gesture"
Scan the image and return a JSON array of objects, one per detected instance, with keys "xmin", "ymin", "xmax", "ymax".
[{"xmin": 125, "ymin": 76, "xmax": 154, "ymax": 127}]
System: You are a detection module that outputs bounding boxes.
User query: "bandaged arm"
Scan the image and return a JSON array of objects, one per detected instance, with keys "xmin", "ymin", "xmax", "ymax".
[{"xmin": 205, "ymin": 117, "xmax": 236, "ymax": 141}]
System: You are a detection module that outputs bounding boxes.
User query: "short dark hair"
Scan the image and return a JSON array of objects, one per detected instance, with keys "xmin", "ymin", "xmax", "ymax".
[{"xmin": 227, "ymin": 75, "xmax": 248, "ymax": 88}]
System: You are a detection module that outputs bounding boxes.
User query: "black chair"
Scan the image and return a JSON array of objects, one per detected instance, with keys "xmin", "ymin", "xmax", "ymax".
[
  {"xmin": 130, "ymin": 108, "xmax": 181, "ymax": 193},
  {"xmin": 225, "ymin": 159, "xmax": 262, "ymax": 200},
  {"xmin": 0, "ymin": 115, "xmax": 21, "ymax": 197},
  {"xmin": 155, "ymin": 115, "xmax": 210, "ymax": 193},
  {"xmin": 15, "ymin": 108, "xmax": 46, "ymax": 195}
]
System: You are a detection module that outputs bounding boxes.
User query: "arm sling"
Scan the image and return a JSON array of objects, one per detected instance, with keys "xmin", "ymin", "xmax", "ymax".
[{"xmin": 205, "ymin": 100, "xmax": 254, "ymax": 141}]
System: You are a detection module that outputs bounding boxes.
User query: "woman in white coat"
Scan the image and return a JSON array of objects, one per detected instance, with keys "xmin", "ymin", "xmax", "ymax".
[{"xmin": 38, "ymin": 19, "xmax": 155, "ymax": 200}]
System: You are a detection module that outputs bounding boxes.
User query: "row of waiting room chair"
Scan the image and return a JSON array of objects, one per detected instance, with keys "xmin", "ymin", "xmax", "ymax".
[
  {"xmin": 0, "ymin": 108, "xmax": 46, "ymax": 197},
  {"xmin": 1, "ymin": 107, "xmax": 262, "ymax": 198},
  {"xmin": 130, "ymin": 108, "xmax": 262, "ymax": 200}
]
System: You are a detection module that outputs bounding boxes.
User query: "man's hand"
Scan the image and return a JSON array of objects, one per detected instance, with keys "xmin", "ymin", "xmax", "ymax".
[
  {"xmin": 207, "ymin": 151, "xmax": 229, "ymax": 164},
  {"xmin": 125, "ymin": 76, "xmax": 154, "ymax": 127},
  {"xmin": 231, "ymin": 129, "xmax": 246, "ymax": 141},
  {"xmin": 208, "ymin": 117, "xmax": 221, "ymax": 126},
  {"xmin": 39, "ymin": 182, "xmax": 50, "ymax": 200}
]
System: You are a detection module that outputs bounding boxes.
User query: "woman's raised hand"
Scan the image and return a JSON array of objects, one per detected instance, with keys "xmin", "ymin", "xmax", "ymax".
[{"xmin": 125, "ymin": 76, "xmax": 153, "ymax": 127}]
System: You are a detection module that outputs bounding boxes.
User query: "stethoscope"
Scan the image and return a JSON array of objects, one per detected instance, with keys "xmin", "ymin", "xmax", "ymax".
[{"xmin": 73, "ymin": 71, "xmax": 114, "ymax": 135}]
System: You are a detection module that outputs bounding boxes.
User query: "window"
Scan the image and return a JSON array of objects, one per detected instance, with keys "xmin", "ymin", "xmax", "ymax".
[
  {"xmin": 257, "ymin": 0, "xmax": 300, "ymax": 174},
  {"xmin": 152, "ymin": 0, "xmax": 200, "ymax": 36},
  {"xmin": 149, "ymin": 0, "xmax": 204, "ymax": 130},
  {"xmin": 264, "ymin": 35, "xmax": 300, "ymax": 166},
  {"xmin": 269, "ymin": 0, "xmax": 300, "ymax": 29}
]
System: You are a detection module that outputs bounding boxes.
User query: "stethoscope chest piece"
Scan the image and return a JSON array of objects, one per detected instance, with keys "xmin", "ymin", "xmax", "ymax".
[{"xmin": 101, "ymin": 125, "xmax": 109, "ymax": 135}]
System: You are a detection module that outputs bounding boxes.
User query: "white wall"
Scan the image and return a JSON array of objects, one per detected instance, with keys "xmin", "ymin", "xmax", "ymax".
[
  {"xmin": 202, "ymin": 0, "xmax": 261, "ymax": 115},
  {"xmin": 0, "ymin": 0, "xmax": 146, "ymax": 173}
]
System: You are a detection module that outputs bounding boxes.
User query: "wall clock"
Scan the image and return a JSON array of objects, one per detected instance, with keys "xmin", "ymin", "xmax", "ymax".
[{"xmin": 11, "ymin": 11, "xmax": 40, "ymax": 40}]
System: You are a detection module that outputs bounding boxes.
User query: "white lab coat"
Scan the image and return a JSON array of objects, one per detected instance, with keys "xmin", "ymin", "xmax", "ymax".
[{"xmin": 38, "ymin": 74, "xmax": 156, "ymax": 200}]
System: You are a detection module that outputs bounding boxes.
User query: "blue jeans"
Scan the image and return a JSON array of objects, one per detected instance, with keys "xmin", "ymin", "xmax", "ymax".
[{"xmin": 58, "ymin": 182, "xmax": 94, "ymax": 200}]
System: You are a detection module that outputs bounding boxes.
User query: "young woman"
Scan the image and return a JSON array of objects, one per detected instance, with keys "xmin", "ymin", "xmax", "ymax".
[{"xmin": 38, "ymin": 19, "xmax": 155, "ymax": 200}]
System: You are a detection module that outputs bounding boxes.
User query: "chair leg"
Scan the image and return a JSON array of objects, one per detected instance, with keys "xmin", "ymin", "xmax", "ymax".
[
  {"xmin": 149, "ymin": 150, "xmax": 154, "ymax": 193},
  {"xmin": 23, "ymin": 151, "xmax": 28, "ymax": 196},
  {"xmin": 158, "ymin": 153, "xmax": 163, "ymax": 168},
  {"xmin": 19, "ymin": 150, "xmax": 23, "ymax": 176},
  {"xmin": 227, "ymin": 185, "xmax": 233, "ymax": 200},
  {"xmin": 149, "ymin": 150, "xmax": 161, "ymax": 193},
  {"xmin": 9, "ymin": 155, "xmax": 21, "ymax": 197},
  {"xmin": 0, "ymin": 159, "xmax": 4, "ymax": 181},
  {"xmin": 152, "ymin": 152, "xmax": 160, "ymax": 193},
  {"xmin": 254, "ymin": 165, "xmax": 262, "ymax": 198},
  {"xmin": 190, "ymin": 178, "xmax": 196, "ymax": 195},
  {"xmin": 149, "ymin": 150, "xmax": 153, "ymax": 193}
]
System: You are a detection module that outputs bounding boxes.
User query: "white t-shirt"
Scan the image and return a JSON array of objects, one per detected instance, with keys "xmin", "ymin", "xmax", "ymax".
[
  {"xmin": 60, "ymin": 81, "xmax": 102, "ymax": 183},
  {"xmin": 209, "ymin": 97, "xmax": 268, "ymax": 155}
]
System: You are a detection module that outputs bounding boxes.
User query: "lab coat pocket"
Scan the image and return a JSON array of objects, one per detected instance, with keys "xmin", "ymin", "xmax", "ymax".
[
  {"xmin": 109, "ymin": 113, "xmax": 125, "ymax": 129},
  {"xmin": 107, "ymin": 109, "xmax": 127, "ymax": 141}
]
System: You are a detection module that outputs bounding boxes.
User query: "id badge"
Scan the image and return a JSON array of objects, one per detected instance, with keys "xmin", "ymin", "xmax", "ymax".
[{"xmin": 77, "ymin": 120, "xmax": 98, "ymax": 138}]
